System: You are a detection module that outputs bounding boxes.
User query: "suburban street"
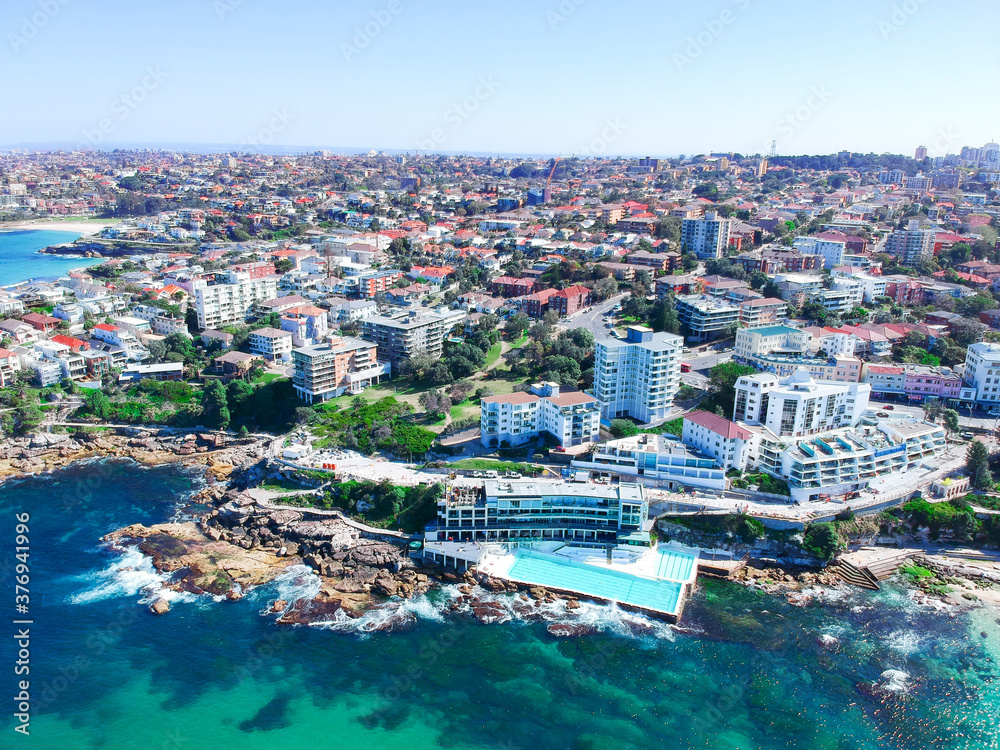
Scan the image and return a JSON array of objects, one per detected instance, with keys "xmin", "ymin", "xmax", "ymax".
[{"xmin": 562, "ymin": 292, "xmax": 628, "ymax": 340}]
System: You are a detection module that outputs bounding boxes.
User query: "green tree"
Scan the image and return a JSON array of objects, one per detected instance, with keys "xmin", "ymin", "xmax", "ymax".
[
  {"xmin": 802, "ymin": 522, "xmax": 841, "ymax": 561},
  {"xmin": 202, "ymin": 380, "xmax": 230, "ymax": 430},
  {"xmin": 967, "ymin": 439, "xmax": 993, "ymax": 489},
  {"xmin": 504, "ymin": 313, "xmax": 529, "ymax": 339},
  {"xmin": 943, "ymin": 409, "xmax": 960, "ymax": 434},
  {"xmin": 609, "ymin": 418, "xmax": 639, "ymax": 438},
  {"xmin": 706, "ymin": 362, "xmax": 757, "ymax": 414}
]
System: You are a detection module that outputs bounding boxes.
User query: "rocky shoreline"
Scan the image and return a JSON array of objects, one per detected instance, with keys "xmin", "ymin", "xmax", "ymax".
[{"xmin": 0, "ymin": 428, "xmax": 267, "ymax": 482}]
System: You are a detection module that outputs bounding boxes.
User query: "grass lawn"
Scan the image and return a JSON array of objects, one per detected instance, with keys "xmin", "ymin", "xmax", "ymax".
[
  {"xmin": 485, "ymin": 342, "xmax": 502, "ymax": 368},
  {"xmin": 256, "ymin": 373, "xmax": 288, "ymax": 384},
  {"xmin": 450, "ymin": 398, "xmax": 479, "ymax": 421},
  {"xmin": 449, "ymin": 458, "xmax": 540, "ymax": 474},
  {"xmin": 510, "ymin": 333, "xmax": 528, "ymax": 349},
  {"xmin": 261, "ymin": 477, "xmax": 307, "ymax": 492}
]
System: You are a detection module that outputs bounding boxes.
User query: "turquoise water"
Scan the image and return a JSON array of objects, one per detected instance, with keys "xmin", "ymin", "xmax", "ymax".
[
  {"xmin": 506, "ymin": 549, "xmax": 685, "ymax": 614},
  {"xmin": 0, "ymin": 229, "xmax": 103, "ymax": 286},
  {"xmin": 1, "ymin": 460, "xmax": 999, "ymax": 749},
  {"xmin": 655, "ymin": 547, "xmax": 696, "ymax": 581}
]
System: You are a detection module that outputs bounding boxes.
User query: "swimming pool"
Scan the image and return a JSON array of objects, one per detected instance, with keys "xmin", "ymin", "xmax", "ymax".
[{"xmin": 505, "ymin": 548, "xmax": 689, "ymax": 616}]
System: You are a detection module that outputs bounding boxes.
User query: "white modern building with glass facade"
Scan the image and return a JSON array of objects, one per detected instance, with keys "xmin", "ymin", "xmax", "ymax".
[{"xmin": 592, "ymin": 326, "xmax": 682, "ymax": 423}]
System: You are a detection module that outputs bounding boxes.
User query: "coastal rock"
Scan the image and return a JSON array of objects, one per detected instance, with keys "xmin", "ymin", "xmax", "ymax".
[
  {"xmin": 276, "ymin": 597, "xmax": 345, "ymax": 625},
  {"xmin": 471, "ymin": 601, "xmax": 509, "ymax": 625},
  {"xmin": 148, "ymin": 598, "xmax": 170, "ymax": 615},
  {"xmin": 547, "ymin": 622, "xmax": 597, "ymax": 638}
]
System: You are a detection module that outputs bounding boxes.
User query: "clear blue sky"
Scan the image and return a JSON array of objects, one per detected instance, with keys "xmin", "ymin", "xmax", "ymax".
[{"xmin": 2, "ymin": 0, "xmax": 997, "ymax": 156}]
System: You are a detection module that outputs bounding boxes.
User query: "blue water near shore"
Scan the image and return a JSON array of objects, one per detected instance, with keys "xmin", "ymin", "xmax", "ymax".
[
  {"xmin": 1, "ymin": 460, "xmax": 999, "ymax": 749},
  {"xmin": 0, "ymin": 230, "xmax": 103, "ymax": 287}
]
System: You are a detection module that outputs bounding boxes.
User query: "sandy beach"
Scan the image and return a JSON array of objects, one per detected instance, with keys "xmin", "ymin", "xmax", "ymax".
[{"xmin": 0, "ymin": 218, "xmax": 114, "ymax": 236}]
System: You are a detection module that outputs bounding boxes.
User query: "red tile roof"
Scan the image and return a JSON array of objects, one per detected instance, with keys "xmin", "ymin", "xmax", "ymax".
[{"xmin": 684, "ymin": 410, "xmax": 752, "ymax": 440}]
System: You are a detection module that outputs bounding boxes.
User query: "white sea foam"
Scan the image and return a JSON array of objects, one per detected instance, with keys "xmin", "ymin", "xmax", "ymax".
[
  {"xmin": 254, "ymin": 564, "xmax": 322, "ymax": 614},
  {"xmin": 884, "ymin": 628, "xmax": 923, "ymax": 656},
  {"xmin": 69, "ymin": 544, "xmax": 195, "ymax": 605},
  {"xmin": 877, "ymin": 669, "xmax": 911, "ymax": 693}
]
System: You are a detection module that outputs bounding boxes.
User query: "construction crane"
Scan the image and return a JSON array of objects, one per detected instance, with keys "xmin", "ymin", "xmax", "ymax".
[{"xmin": 546, "ymin": 156, "xmax": 561, "ymax": 188}]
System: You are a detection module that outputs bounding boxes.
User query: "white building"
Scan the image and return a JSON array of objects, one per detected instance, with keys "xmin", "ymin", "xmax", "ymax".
[
  {"xmin": 571, "ymin": 433, "xmax": 727, "ymax": 490},
  {"xmin": 734, "ymin": 325, "xmax": 812, "ymax": 361},
  {"xmin": 248, "ymin": 327, "xmax": 294, "ymax": 362},
  {"xmin": 963, "ymin": 342, "xmax": 1000, "ymax": 409},
  {"xmin": 593, "ymin": 326, "xmax": 683, "ymax": 423},
  {"xmin": 682, "ymin": 410, "xmax": 756, "ymax": 472},
  {"xmin": 427, "ymin": 479, "xmax": 647, "ymax": 545},
  {"xmin": 681, "ymin": 211, "xmax": 732, "ymax": 259},
  {"xmin": 733, "ymin": 369, "xmax": 870, "ymax": 438},
  {"xmin": 675, "ymin": 295, "xmax": 740, "ymax": 343},
  {"xmin": 90, "ymin": 323, "xmax": 148, "ymax": 362},
  {"xmin": 793, "ymin": 234, "xmax": 846, "ymax": 269},
  {"xmin": 129, "ymin": 304, "xmax": 189, "ymax": 337},
  {"xmin": 191, "ymin": 271, "xmax": 280, "ymax": 330},
  {"xmin": 886, "ymin": 219, "xmax": 935, "ymax": 267},
  {"xmin": 480, "ymin": 382, "xmax": 601, "ymax": 449}
]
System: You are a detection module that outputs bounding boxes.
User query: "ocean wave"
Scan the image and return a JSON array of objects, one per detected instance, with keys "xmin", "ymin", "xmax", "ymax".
[
  {"xmin": 68, "ymin": 543, "xmax": 196, "ymax": 606},
  {"xmin": 252, "ymin": 565, "xmax": 322, "ymax": 615},
  {"xmin": 876, "ymin": 668, "xmax": 911, "ymax": 694},
  {"xmin": 884, "ymin": 628, "xmax": 924, "ymax": 656}
]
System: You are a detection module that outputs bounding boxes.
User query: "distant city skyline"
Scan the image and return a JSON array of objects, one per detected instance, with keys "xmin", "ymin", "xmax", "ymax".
[{"xmin": 2, "ymin": 0, "xmax": 998, "ymax": 156}]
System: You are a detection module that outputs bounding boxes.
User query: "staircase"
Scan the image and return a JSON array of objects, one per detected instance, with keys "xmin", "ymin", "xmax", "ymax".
[
  {"xmin": 865, "ymin": 552, "xmax": 914, "ymax": 580},
  {"xmin": 830, "ymin": 558, "xmax": 880, "ymax": 590}
]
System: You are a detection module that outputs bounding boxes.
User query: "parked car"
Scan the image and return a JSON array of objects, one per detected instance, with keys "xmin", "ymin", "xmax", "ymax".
[
  {"xmin": 884, "ymin": 405, "xmax": 894, "ymax": 410},
  {"xmin": 960, "ymin": 432, "xmax": 974, "ymax": 440},
  {"xmin": 877, "ymin": 412, "xmax": 888, "ymax": 417}
]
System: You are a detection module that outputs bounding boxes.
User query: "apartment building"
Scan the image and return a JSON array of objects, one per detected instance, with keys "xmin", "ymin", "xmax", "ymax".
[
  {"xmin": 129, "ymin": 304, "xmax": 188, "ymax": 337},
  {"xmin": 549, "ymin": 285, "xmax": 590, "ymax": 316},
  {"xmin": 772, "ymin": 273, "xmax": 825, "ymax": 307},
  {"xmin": 675, "ymin": 294, "xmax": 740, "ymax": 343},
  {"xmin": 480, "ymin": 382, "xmax": 601, "ymax": 449},
  {"xmin": 361, "ymin": 308, "xmax": 466, "ymax": 373},
  {"xmin": 733, "ymin": 369, "xmax": 870, "ymax": 438},
  {"xmin": 864, "ymin": 365, "xmax": 905, "ymax": 397},
  {"xmin": 738, "ymin": 297, "xmax": 787, "ymax": 328},
  {"xmin": 248, "ymin": 327, "xmax": 294, "ymax": 362},
  {"xmin": 280, "ymin": 305, "xmax": 329, "ymax": 347},
  {"xmin": 191, "ymin": 271, "xmax": 279, "ymax": 330},
  {"xmin": 0, "ymin": 347, "xmax": 22, "ymax": 387},
  {"xmin": 291, "ymin": 336, "xmax": 389, "ymax": 403},
  {"xmin": 681, "ymin": 211, "xmax": 732, "ymax": 259},
  {"xmin": 901, "ymin": 365, "xmax": 964, "ymax": 403},
  {"xmin": 90, "ymin": 323, "xmax": 148, "ymax": 362},
  {"xmin": 427, "ymin": 479, "xmax": 647, "ymax": 545},
  {"xmin": 748, "ymin": 353, "xmax": 865, "ymax": 383},
  {"xmin": 357, "ymin": 270, "xmax": 405, "ymax": 298},
  {"xmin": 886, "ymin": 220, "xmax": 935, "ymax": 267},
  {"xmin": 593, "ymin": 326, "xmax": 682, "ymax": 423},
  {"xmin": 572, "ymin": 433, "xmax": 727, "ymax": 490},
  {"xmin": 963, "ymin": 342, "xmax": 1000, "ymax": 408},
  {"xmin": 734, "ymin": 326, "xmax": 812, "ymax": 361},
  {"xmin": 328, "ymin": 298, "xmax": 378, "ymax": 323},
  {"xmin": 681, "ymin": 411, "xmax": 755, "ymax": 472},
  {"xmin": 793, "ymin": 234, "xmax": 846, "ymax": 269}
]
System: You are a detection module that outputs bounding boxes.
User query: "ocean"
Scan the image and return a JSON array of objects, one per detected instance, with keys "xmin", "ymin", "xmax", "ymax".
[
  {"xmin": 1, "ymin": 460, "xmax": 998, "ymax": 749},
  {"xmin": 0, "ymin": 230, "xmax": 103, "ymax": 287}
]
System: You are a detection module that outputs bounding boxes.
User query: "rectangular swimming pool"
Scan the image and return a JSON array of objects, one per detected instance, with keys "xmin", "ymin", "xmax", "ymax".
[{"xmin": 505, "ymin": 549, "xmax": 688, "ymax": 616}]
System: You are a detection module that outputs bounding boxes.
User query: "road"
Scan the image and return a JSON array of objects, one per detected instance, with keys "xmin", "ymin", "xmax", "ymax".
[
  {"xmin": 680, "ymin": 348, "xmax": 734, "ymax": 389},
  {"xmin": 869, "ymin": 399, "xmax": 1000, "ymax": 432},
  {"xmin": 562, "ymin": 293, "xmax": 628, "ymax": 340}
]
